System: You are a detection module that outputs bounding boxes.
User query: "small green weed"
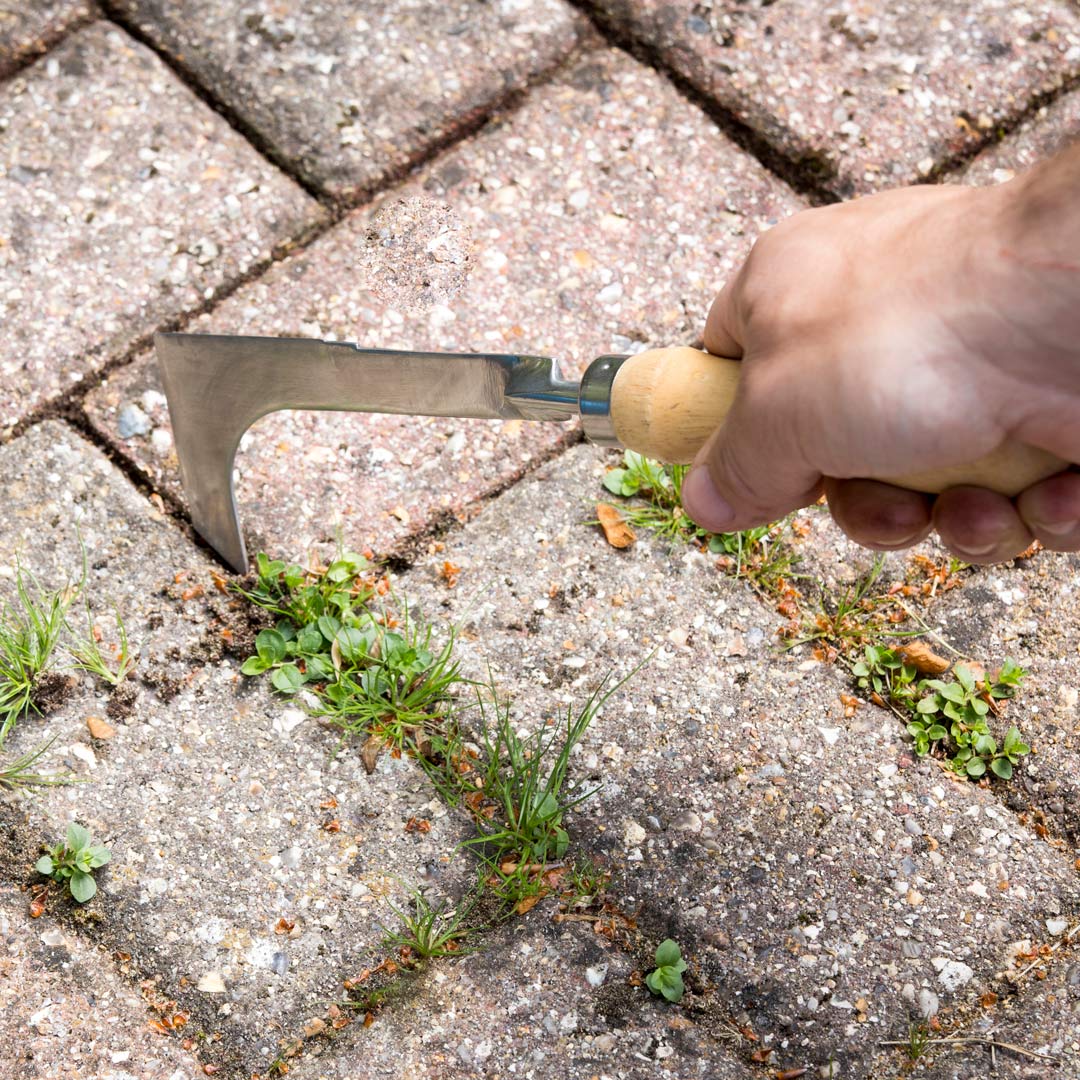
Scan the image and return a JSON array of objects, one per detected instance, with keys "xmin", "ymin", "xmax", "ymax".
[
  {"xmin": 0, "ymin": 737, "xmax": 72, "ymax": 790},
  {"xmin": 380, "ymin": 887, "xmax": 480, "ymax": 960},
  {"xmin": 0, "ymin": 562, "xmax": 78, "ymax": 745},
  {"xmin": 237, "ymin": 552, "xmax": 462, "ymax": 748},
  {"xmin": 904, "ymin": 1020, "xmax": 931, "ymax": 1062},
  {"xmin": 69, "ymin": 605, "xmax": 136, "ymax": 687},
  {"xmin": 645, "ymin": 938, "xmax": 687, "ymax": 1003},
  {"xmin": 36, "ymin": 823, "xmax": 110, "ymax": 902},
  {"xmin": 561, "ymin": 855, "xmax": 610, "ymax": 907},
  {"xmin": 853, "ymin": 648, "xmax": 1030, "ymax": 779},
  {"xmin": 600, "ymin": 451, "xmax": 793, "ymax": 581}
]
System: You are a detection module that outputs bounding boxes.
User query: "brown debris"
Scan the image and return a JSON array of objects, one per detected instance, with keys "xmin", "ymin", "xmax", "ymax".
[
  {"xmin": 596, "ymin": 503, "xmax": 636, "ymax": 549},
  {"xmin": 897, "ymin": 641, "xmax": 951, "ymax": 674}
]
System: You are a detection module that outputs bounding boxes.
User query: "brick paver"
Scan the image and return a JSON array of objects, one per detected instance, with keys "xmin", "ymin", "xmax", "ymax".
[
  {"xmin": 83, "ymin": 47, "xmax": 804, "ymax": 563},
  {"xmin": 0, "ymin": 22, "xmax": 322, "ymax": 437},
  {"xmin": 0, "ymin": 887, "xmax": 203, "ymax": 1079},
  {"xmin": 593, "ymin": 0, "xmax": 1080, "ymax": 195},
  {"xmin": 0, "ymin": 421, "xmax": 472, "ymax": 1077},
  {"xmin": 105, "ymin": 0, "xmax": 585, "ymax": 201},
  {"xmin": 963, "ymin": 87, "xmax": 1080, "ymax": 183},
  {"xmin": 0, "ymin": 0, "xmax": 90, "ymax": 79}
]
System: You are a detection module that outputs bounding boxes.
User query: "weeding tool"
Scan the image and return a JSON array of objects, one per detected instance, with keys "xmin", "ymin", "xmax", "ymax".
[{"xmin": 154, "ymin": 333, "xmax": 1066, "ymax": 573}]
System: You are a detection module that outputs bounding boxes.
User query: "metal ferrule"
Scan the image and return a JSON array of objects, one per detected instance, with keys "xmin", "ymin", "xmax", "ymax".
[{"xmin": 578, "ymin": 354, "xmax": 628, "ymax": 447}]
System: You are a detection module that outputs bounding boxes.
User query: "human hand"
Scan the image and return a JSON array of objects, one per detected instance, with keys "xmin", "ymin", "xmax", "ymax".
[{"xmin": 680, "ymin": 149, "xmax": 1080, "ymax": 564}]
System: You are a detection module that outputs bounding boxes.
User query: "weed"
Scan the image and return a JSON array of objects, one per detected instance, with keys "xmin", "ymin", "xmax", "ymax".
[
  {"xmin": 561, "ymin": 855, "xmax": 610, "ymax": 908},
  {"xmin": 853, "ymin": 648, "xmax": 1030, "ymax": 779},
  {"xmin": 69, "ymin": 605, "xmax": 137, "ymax": 687},
  {"xmin": 600, "ymin": 451, "xmax": 794, "ymax": 581},
  {"xmin": 904, "ymin": 1021, "xmax": 931, "ymax": 1061},
  {"xmin": 380, "ymin": 886, "xmax": 480, "ymax": 960},
  {"xmin": 237, "ymin": 552, "xmax": 463, "ymax": 748},
  {"xmin": 645, "ymin": 938, "xmax": 687, "ymax": 1003},
  {"xmin": 35, "ymin": 822, "xmax": 110, "ymax": 902},
  {"xmin": 0, "ymin": 737, "xmax": 73, "ymax": 790},
  {"xmin": 0, "ymin": 562, "xmax": 78, "ymax": 745}
]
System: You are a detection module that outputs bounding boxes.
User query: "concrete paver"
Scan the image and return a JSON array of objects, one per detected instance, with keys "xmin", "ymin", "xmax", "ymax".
[
  {"xmin": 314, "ymin": 444, "xmax": 1080, "ymax": 1078},
  {"xmin": 963, "ymin": 87, "xmax": 1080, "ymax": 184},
  {"xmin": 83, "ymin": 47, "xmax": 804, "ymax": 562},
  {"xmin": 0, "ymin": 421, "xmax": 472, "ymax": 1077},
  {"xmin": 0, "ymin": 0, "xmax": 90, "ymax": 79},
  {"xmin": 106, "ymin": 0, "xmax": 585, "ymax": 201},
  {"xmin": 0, "ymin": 22, "xmax": 322, "ymax": 437},
  {"xmin": 287, "ymin": 918, "xmax": 758, "ymax": 1080},
  {"xmin": 593, "ymin": 0, "xmax": 1080, "ymax": 194},
  {"xmin": 0, "ymin": 885, "xmax": 203, "ymax": 1079}
]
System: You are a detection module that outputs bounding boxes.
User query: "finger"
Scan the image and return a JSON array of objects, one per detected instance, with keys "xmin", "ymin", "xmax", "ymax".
[
  {"xmin": 932, "ymin": 486, "xmax": 1033, "ymax": 564},
  {"xmin": 824, "ymin": 478, "xmax": 934, "ymax": 551},
  {"xmin": 1016, "ymin": 470, "xmax": 1080, "ymax": 551},
  {"xmin": 703, "ymin": 276, "xmax": 744, "ymax": 359},
  {"xmin": 681, "ymin": 365, "xmax": 824, "ymax": 533}
]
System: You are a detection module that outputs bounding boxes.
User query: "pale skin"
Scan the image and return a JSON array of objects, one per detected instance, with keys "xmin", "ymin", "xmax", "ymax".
[{"xmin": 681, "ymin": 141, "xmax": 1080, "ymax": 564}]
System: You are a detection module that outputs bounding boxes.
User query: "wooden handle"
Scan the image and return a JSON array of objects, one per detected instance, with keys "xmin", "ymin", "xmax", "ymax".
[{"xmin": 609, "ymin": 346, "xmax": 1067, "ymax": 497}]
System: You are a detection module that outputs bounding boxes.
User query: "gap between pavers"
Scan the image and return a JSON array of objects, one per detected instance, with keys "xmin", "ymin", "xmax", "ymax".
[
  {"xmin": 0, "ymin": 21, "xmax": 322, "ymax": 438},
  {"xmin": 274, "ymin": 442, "xmax": 1080, "ymax": 1079},
  {"xmin": 0, "ymin": 883, "xmax": 204, "ymax": 1079},
  {"xmin": 0, "ymin": 421, "xmax": 478, "ymax": 1078},
  {"xmin": 102, "ymin": 0, "xmax": 587, "ymax": 202},
  {"xmin": 82, "ymin": 45, "xmax": 805, "ymax": 561},
  {"xmin": 0, "ymin": 0, "xmax": 92, "ymax": 79},
  {"xmin": 590, "ymin": 0, "xmax": 1080, "ymax": 196}
]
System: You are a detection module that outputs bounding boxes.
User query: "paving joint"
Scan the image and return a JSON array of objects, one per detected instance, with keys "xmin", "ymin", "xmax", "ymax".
[{"xmin": 0, "ymin": 3, "xmax": 100, "ymax": 84}]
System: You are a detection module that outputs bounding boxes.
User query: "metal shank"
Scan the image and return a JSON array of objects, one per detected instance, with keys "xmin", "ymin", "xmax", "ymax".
[{"xmin": 155, "ymin": 333, "xmax": 582, "ymax": 572}]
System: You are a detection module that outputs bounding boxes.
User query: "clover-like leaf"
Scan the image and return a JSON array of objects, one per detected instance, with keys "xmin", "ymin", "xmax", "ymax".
[
  {"xmin": 68, "ymin": 870, "xmax": 97, "ymax": 903},
  {"xmin": 255, "ymin": 628, "xmax": 287, "ymax": 664},
  {"xmin": 655, "ymin": 939, "xmax": 682, "ymax": 968},
  {"xmin": 240, "ymin": 656, "xmax": 270, "ymax": 676},
  {"xmin": 271, "ymin": 664, "xmax": 304, "ymax": 694},
  {"xmin": 990, "ymin": 756, "xmax": 1013, "ymax": 780},
  {"xmin": 35, "ymin": 855, "xmax": 54, "ymax": 876},
  {"xmin": 66, "ymin": 823, "xmax": 90, "ymax": 853}
]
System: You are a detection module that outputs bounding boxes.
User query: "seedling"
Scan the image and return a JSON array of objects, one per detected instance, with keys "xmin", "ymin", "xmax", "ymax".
[
  {"xmin": 904, "ymin": 1021, "xmax": 931, "ymax": 1062},
  {"xmin": 35, "ymin": 823, "xmax": 111, "ymax": 902},
  {"xmin": 0, "ymin": 562, "xmax": 77, "ymax": 745},
  {"xmin": 645, "ymin": 938, "xmax": 687, "ymax": 1003},
  {"xmin": 379, "ymin": 887, "xmax": 480, "ymax": 960},
  {"xmin": 69, "ymin": 605, "xmax": 137, "ymax": 687}
]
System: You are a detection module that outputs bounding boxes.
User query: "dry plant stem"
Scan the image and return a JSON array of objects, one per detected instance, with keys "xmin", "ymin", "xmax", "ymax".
[
  {"xmin": 878, "ymin": 1037, "xmax": 1059, "ymax": 1064},
  {"xmin": 1009, "ymin": 921, "xmax": 1080, "ymax": 982}
]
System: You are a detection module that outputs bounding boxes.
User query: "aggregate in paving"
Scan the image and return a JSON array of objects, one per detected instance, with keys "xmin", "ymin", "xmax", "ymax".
[
  {"xmin": 286, "ymin": 917, "xmax": 758, "ymax": 1080},
  {"xmin": 0, "ymin": 0, "xmax": 91, "ymax": 79},
  {"xmin": 0, "ymin": 421, "xmax": 473, "ymax": 1077},
  {"xmin": 355, "ymin": 443, "xmax": 1080, "ymax": 1079},
  {"xmin": 0, "ymin": 22, "xmax": 322, "ymax": 437},
  {"xmin": 962, "ymin": 87, "xmax": 1080, "ymax": 183},
  {"xmin": 83, "ymin": 47, "xmax": 804, "ymax": 563},
  {"xmin": 105, "ymin": 0, "xmax": 585, "ymax": 201},
  {"xmin": 592, "ymin": 0, "xmax": 1080, "ymax": 195},
  {"xmin": 0, "ymin": 885, "xmax": 204, "ymax": 1080}
]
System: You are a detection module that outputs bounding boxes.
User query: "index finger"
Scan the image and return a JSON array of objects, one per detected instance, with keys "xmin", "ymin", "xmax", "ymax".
[{"xmin": 704, "ymin": 275, "xmax": 745, "ymax": 359}]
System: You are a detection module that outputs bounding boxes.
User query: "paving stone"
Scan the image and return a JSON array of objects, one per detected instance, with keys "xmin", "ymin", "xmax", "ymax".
[
  {"xmin": 286, "ymin": 918, "xmax": 758, "ymax": 1080},
  {"xmin": 0, "ymin": 0, "xmax": 91, "ymax": 79},
  {"xmin": 0, "ymin": 23, "xmax": 322, "ymax": 437},
  {"xmin": 106, "ymin": 0, "xmax": 584, "ymax": 201},
  {"xmin": 0, "ymin": 421, "xmax": 472, "ymax": 1076},
  {"xmin": 914, "ymin": 927, "xmax": 1080, "ymax": 1079},
  {"xmin": 83, "ymin": 47, "xmax": 804, "ymax": 562},
  {"xmin": 594, "ymin": 0, "xmax": 1080, "ymax": 195},
  {"xmin": 362, "ymin": 443, "xmax": 1080, "ymax": 1077},
  {"xmin": 963, "ymin": 87, "xmax": 1080, "ymax": 183},
  {"xmin": 0, "ymin": 885, "xmax": 203, "ymax": 1079}
]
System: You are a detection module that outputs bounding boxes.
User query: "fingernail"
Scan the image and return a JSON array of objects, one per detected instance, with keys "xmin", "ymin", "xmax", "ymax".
[
  {"xmin": 1033, "ymin": 518, "xmax": 1078, "ymax": 538},
  {"xmin": 952, "ymin": 540, "xmax": 996, "ymax": 558},
  {"xmin": 682, "ymin": 466, "xmax": 735, "ymax": 531}
]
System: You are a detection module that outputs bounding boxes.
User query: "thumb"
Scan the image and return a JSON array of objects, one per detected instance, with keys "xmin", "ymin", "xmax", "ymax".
[{"xmin": 680, "ymin": 362, "xmax": 824, "ymax": 532}]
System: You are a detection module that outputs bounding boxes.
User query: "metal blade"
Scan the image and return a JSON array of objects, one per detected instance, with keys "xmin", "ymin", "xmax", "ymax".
[{"xmin": 155, "ymin": 333, "xmax": 580, "ymax": 573}]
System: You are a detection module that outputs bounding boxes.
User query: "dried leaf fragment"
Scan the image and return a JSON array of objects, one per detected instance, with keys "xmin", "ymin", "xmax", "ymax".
[
  {"xmin": 515, "ymin": 893, "xmax": 542, "ymax": 915},
  {"xmin": 360, "ymin": 733, "xmax": 382, "ymax": 775},
  {"xmin": 86, "ymin": 716, "xmax": 116, "ymax": 740},
  {"xmin": 897, "ymin": 641, "xmax": 950, "ymax": 674},
  {"xmin": 596, "ymin": 503, "xmax": 635, "ymax": 549}
]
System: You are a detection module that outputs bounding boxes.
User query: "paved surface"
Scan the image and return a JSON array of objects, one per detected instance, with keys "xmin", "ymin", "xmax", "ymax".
[{"xmin": 0, "ymin": 6, "xmax": 1078, "ymax": 1080}]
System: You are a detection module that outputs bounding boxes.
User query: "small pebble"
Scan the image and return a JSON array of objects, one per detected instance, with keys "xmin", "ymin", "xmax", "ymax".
[{"xmin": 117, "ymin": 404, "xmax": 152, "ymax": 439}]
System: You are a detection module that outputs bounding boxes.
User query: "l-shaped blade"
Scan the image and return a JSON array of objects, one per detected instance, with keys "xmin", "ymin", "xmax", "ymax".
[{"xmin": 155, "ymin": 333, "xmax": 580, "ymax": 572}]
